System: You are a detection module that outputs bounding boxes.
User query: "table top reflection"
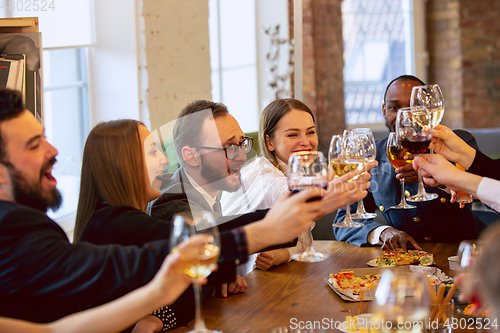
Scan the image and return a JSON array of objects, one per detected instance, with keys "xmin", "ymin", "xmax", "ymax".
[{"xmin": 169, "ymin": 241, "xmax": 479, "ymax": 333}]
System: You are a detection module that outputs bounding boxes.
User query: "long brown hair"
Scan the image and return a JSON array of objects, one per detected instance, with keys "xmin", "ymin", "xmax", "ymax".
[
  {"xmin": 259, "ymin": 98, "xmax": 315, "ymax": 168},
  {"xmin": 74, "ymin": 119, "xmax": 148, "ymax": 242}
]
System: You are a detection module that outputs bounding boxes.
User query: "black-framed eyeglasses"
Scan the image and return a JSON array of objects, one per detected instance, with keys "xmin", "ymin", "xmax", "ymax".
[{"xmin": 193, "ymin": 136, "xmax": 253, "ymax": 160}]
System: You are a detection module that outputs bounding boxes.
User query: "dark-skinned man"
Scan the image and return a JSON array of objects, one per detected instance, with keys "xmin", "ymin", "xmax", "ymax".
[{"xmin": 334, "ymin": 75, "xmax": 487, "ymax": 250}]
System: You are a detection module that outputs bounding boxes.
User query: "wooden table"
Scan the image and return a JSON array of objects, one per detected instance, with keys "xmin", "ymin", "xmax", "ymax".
[{"xmin": 171, "ymin": 241, "xmax": 469, "ymax": 332}]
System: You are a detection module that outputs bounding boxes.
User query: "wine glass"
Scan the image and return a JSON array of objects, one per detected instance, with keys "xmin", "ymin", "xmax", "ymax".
[
  {"xmin": 287, "ymin": 151, "xmax": 329, "ymax": 262},
  {"xmin": 386, "ymin": 132, "xmax": 416, "ymax": 209},
  {"xmin": 349, "ymin": 128, "xmax": 377, "ymax": 219},
  {"xmin": 410, "ymin": 84, "xmax": 445, "ymax": 128},
  {"xmin": 396, "ymin": 106, "xmax": 438, "ymax": 202},
  {"xmin": 329, "ymin": 133, "xmax": 364, "ymax": 228},
  {"xmin": 457, "ymin": 240, "xmax": 483, "ymax": 304},
  {"xmin": 372, "ymin": 271, "xmax": 430, "ymax": 332},
  {"xmin": 170, "ymin": 212, "xmax": 221, "ymax": 333}
]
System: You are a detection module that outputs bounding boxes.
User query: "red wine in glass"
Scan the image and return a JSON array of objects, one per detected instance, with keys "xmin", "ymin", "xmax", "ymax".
[
  {"xmin": 400, "ymin": 136, "xmax": 431, "ymax": 154},
  {"xmin": 289, "ymin": 183, "xmax": 328, "ymax": 201}
]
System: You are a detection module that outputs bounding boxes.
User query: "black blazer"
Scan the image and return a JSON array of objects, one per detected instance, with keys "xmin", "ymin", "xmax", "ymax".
[{"xmin": 0, "ymin": 201, "xmax": 169, "ymax": 323}]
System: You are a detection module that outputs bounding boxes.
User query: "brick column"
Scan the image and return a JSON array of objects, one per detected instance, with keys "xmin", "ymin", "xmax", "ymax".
[
  {"xmin": 289, "ymin": 0, "xmax": 346, "ymax": 154},
  {"xmin": 426, "ymin": 0, "xmax": 463, "ymax": 128},
  {"xmin": 427, "ymin": 0, "xmax": 500, "ymax": 129},
  {"xmin": 460, "ymin": 0, "xmax": 500, "ymax": 128}
]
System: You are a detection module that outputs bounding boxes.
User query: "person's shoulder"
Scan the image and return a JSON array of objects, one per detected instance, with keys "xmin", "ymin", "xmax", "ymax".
[
  {"xmin": 376, "ymin": 136, "xmax": 389, "ymax": 146},
  {"xmin": 0, "ymin": 201, "xmax": 50, "ymax": 221},
  {"xmin": 0, "ymin": 201, "xmax": 64, "ymax": 236},
  {"xmin": 243, "ymin": 156, "xmax": 278, "ymax": 174},
  {"xmin": 91, "ymin": 205, "xmax": 145, "ymax": 223}
]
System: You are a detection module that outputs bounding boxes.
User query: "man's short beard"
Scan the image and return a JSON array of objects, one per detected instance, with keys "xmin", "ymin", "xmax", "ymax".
[
  {"xmin": 200, "ymin": 154, "xmax": 241, "ymax": 193},
  {"xmin": 6, "ymin": 161, "xmax": 62, "ymax": 212}
]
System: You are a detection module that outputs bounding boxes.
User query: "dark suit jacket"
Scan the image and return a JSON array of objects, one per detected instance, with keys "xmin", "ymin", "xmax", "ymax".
[
  {"xmin": 334, "ymin": 130, "xmax": 488, "ymax": 246},
  {"xmin": 149, "ymin": 168, "xmax": 293, "ymax": 253},
  {"xmin": 0, "ymin": 201, "xmax": 169, "ymax": 323}
]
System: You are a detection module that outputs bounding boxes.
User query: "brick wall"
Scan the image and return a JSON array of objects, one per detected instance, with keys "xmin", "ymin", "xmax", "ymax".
[
  {"xmin": 427, "ymin": 0, "xmax": 500, "ymax": 128},
  {"xmin": 289, "ymin": 0, "xmax": 346, "ymax": 154},
  {"xmin": 426, "ymin": 0, "xmax": 462, "ymax": 128},
  {"xmin": 460, "ymin": 0, "xmax": 500, "ymax": 128}
]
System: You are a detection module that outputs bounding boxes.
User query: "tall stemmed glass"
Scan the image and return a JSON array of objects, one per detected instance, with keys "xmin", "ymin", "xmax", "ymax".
[
  {"xmin": 411, "ymin": 84, "xmax": 445, "ymax": 154},
  {"xmin": 350, "ymin": 128, "xmax": 377, "ymax": 219},
  {"xmin": 170, "ymin": 212, "xmax": 221, "ymax": 333},
  {"xmin": 396, "ymin": 106, "xmax": 438, "ymax": 202},
  {"xmin": 410, "ymin": 84, "xmax": 445, "ymax": 128},
  {"xmin": 386, "ymin": 132, "xmax": 416, "ymax": 209},
  {"xmin": 287, "ymin": 151, "xmax": 329, "ymax": 262},
  {"xmin": 457, "ymin": 240, "xmax": 483, "ymax": 305},
  {"xmin": 372, "ymin": 271, "xmax": 430, "ymax": 331},
  {"xmin": 329, "ymin": 133, "xmax": 365, "ymax": 228}
]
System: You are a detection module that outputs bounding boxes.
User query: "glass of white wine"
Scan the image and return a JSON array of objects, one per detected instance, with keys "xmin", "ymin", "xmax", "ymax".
[
  {"xmin": 349, "ymin": 128, "xmax": 377, "ymax": 219},
  {"xmin": 170, "ymin": 212, "xmax": 221, "ymax": 333},
  {"xmin": 372, "ymin": 271, "xmax": 430, "ymax": 333},
  {"xmin": 457, "ymin": 240, "xmax": 483, "ymax": 306},
  {"xmin": 329, "ymin": 134, "xmax": 364, "ymax": 228}
]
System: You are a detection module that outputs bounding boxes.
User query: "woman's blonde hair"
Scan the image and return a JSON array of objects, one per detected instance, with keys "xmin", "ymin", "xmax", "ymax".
[
  {"xmin": 74, "ymin": 119, "xmax": 148, "ymax": 242},
  {"xmin": 259, "ymin": 98, "xmax": 315, "ymax": 169}
]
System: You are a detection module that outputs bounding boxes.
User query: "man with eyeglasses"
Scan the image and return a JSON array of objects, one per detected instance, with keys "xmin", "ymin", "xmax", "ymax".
[
  {"xmin": 149, "ymin": 101, "xmax": 270, "ymax": 298},
  {"xmin": 150, "ymin": 101, "xmax": 252, "ymax": 222}
]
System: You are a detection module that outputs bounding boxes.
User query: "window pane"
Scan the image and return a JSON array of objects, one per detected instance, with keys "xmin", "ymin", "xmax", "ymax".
[
  {"xmin": 342, "ymin": 0, "xmax": 412, "ymax": 125},
  {"xmin": 43, "ymin": 48, "xmax": 88, "ymax": 222},
  {"xmin": 221, "ymin": 67, "xmax": 259, "ymax": 133},
  {"xmin": 43, "ymin": 49, "xmax": 81, "ymax": 86}
]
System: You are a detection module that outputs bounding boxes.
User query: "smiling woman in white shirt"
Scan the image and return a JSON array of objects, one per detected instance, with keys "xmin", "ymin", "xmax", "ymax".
[{"xmin": 221, "ymin": 98, "xmax": 318, "ymax": 271}]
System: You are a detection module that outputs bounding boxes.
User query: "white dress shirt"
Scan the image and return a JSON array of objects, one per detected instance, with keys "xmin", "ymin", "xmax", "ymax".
[
  {"xmin": 477, "ymin": 177, "xmax": 500, "ymax": 213},
  {"xmin": 221, "ymin": 156, "xmax": 310, "ymax": 274}
]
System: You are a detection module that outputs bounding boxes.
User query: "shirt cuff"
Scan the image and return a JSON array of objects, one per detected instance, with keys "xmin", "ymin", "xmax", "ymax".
[
  {"xmin": 477, "ymin": 177, "xmax": 500, "ymax": 213},
  {"xmin": 231, "ymin": 227, "xmax": 249, "ymax": 265},
  {"xmin": 368, "ymin": 226, "xmax": 391, "ymax": 245}
]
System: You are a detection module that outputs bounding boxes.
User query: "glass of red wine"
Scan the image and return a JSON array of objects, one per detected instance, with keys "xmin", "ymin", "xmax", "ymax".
[
  {"xmin": 287, "ymin": 151, "xmax": 329, "ymax": 262},
  {"xmin": 396, "ymin": 106, "xmax": 438, "ymax": 202}
]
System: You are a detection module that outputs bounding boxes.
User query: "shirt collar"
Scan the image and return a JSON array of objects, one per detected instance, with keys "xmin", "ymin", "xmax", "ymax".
[
  {"xmin": 184, "ymin": 171, "xmax": 217, "ymax": 210},
  {"xmin": 276, "ymin": 157, "xmax": 288, "ymax": 175}
]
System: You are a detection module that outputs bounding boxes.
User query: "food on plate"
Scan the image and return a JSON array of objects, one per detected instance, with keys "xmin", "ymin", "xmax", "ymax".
[
  {"xmin": 375, "ymin": 249, "xmax": 433, "ymax": 267},
  {"xmin": 463, "ymin": 303, "xmax": 490, "ymax": 317},
  {"xmin": 330, "ymin": 271, "xmax": 440, "ymax": 295},
  {"xmin": 330, "ymin": 271, "xmax": 380, "ymax": 295}
]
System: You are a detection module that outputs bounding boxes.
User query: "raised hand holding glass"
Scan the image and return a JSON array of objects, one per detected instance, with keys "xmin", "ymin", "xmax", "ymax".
[{"xmin": 170, "ymin": 212, "xmax": 221, "ymax": 333}]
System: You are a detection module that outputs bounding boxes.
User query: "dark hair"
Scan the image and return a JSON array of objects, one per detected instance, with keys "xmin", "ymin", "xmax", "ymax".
[
  {"xmin": 74, "ymin": 119, "xmax": 147, "ymax": 242},
  {"xmin": 383, "ymin": 75, "xmax": 426, "ymax": 104},
  {"xmin": 0, "ymin": 89, "xmax": 26, "ymax": 163},
  {"xmin": 173, "ymin": 100, "xmax": 229, "ymax": 165},
  {"xmin": 259, "ymin": 98, "xmax": 315, "ymax": 168}
]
